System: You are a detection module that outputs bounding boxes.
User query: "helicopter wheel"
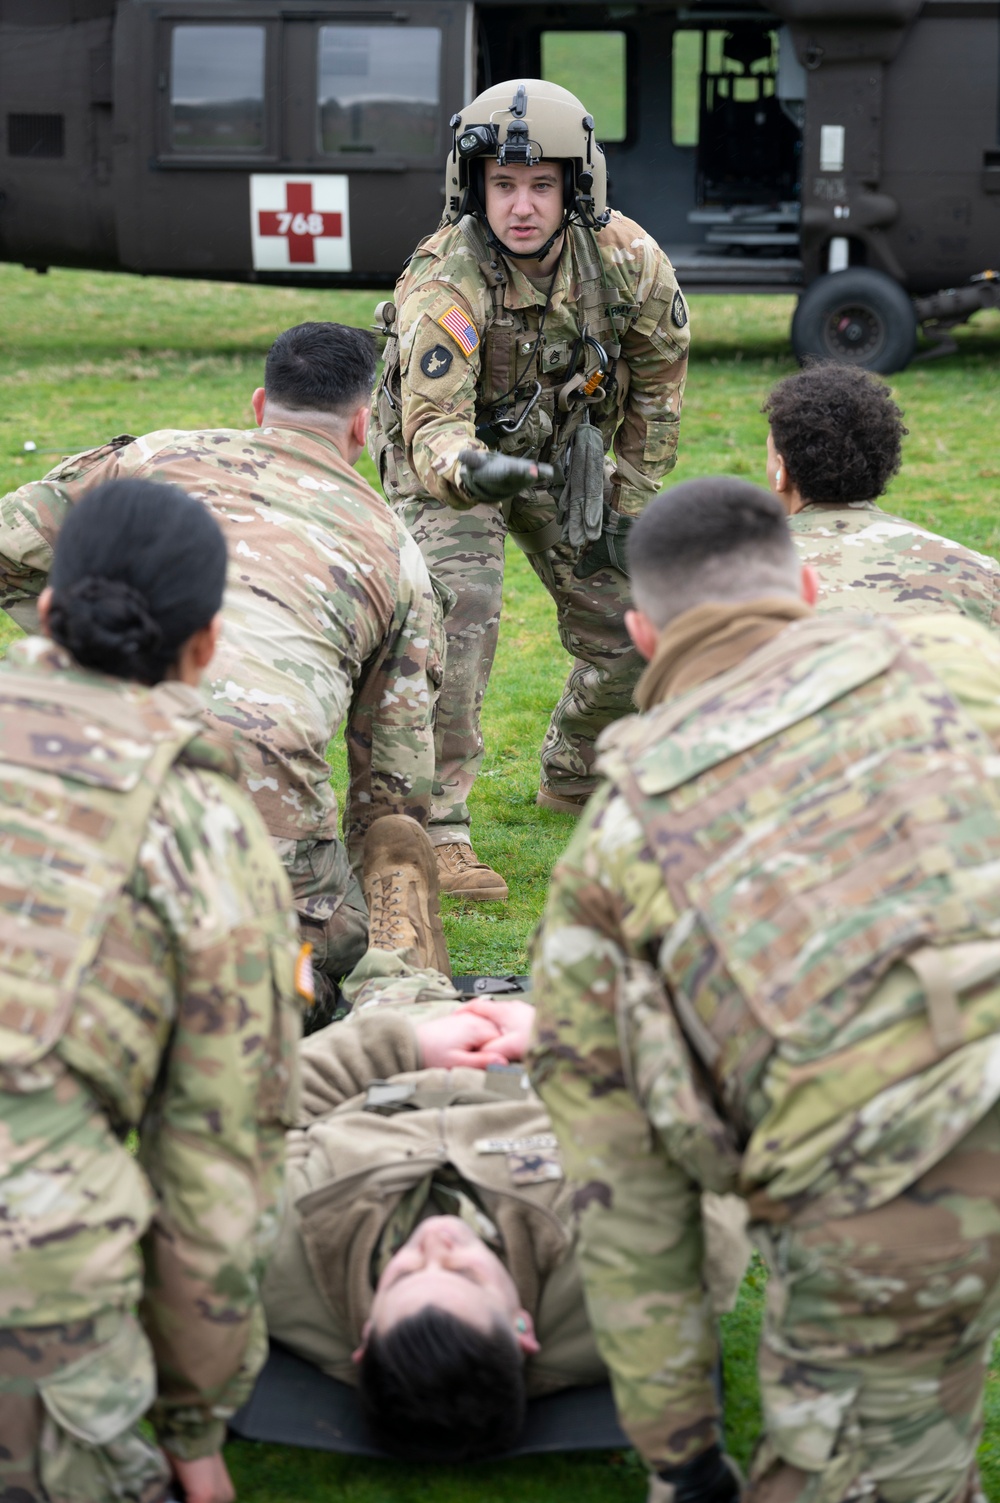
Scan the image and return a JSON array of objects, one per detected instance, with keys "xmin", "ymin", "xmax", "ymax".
[{"xmin": 791, "ymin": 267, "xmax": 918, "ymax": 374}]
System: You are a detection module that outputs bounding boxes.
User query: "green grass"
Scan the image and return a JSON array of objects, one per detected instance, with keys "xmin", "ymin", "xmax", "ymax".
[{"xmin": 2, "ymin": 262, "xmax": 1000, "ymax": 1498}]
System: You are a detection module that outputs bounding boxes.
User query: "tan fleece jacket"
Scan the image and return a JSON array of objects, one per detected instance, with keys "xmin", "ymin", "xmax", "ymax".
[{"xmin": 261, "ymin": 1005, "xmax": 605, "ymax": 1396}]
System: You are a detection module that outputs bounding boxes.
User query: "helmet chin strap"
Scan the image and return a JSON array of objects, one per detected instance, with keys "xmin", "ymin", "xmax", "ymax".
[{"xmin": 482, "ymin": 211, "xmax": 571, "ymax": 265}]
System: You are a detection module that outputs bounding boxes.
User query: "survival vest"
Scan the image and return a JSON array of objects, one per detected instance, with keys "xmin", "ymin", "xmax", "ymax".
[
  {"xmin": 605, "ymin": 615, "xmax": 1000, "ymax": 1139},
  {"xmin": 371, "ymin": 214, "xmax": 641, "ymax": 498},
  {"xmin": 0, "ymin": 657, "xmax": 218, "ymax": 1080}
]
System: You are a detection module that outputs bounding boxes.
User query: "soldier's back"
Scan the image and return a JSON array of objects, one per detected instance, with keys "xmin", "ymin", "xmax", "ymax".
[
  {"xmin": 130, "ymin": 424, "xmax": 409, "ymax": 842},
  {"xmin": 790, "ymin": 500, "xmax": 1000, "ymax": 632}
]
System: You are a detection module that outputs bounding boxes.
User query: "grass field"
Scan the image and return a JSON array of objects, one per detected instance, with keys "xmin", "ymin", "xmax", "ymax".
[{"xmin": 1, "ymin": 261, "xmax": 1000, "ymax": 1499}]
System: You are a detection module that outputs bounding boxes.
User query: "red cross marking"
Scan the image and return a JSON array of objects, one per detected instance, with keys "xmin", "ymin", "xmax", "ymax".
[{"xmin": 257, "ymin": 182, "xmax": 343, "ymax": 264}]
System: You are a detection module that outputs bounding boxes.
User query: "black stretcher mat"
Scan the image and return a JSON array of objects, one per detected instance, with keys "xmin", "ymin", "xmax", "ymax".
[{"xmin": 229, "ymin": 1343, "xmax": 629, "ymax": 1458}]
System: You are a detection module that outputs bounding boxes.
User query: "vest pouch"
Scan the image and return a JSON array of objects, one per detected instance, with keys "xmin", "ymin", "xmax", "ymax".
[
  {"xmin": 683, "ymin": 758, "xmax": 1000, "ymax": 1063},
  {"xmin": 492, "ymin": 393, "xmax": 553, "ymax": 461},
  {"xmin": 0, "ymin": 746, "xmax": 192, "ymax": 1073},
  {"xmin": 36, "ymin": 1310, "xmax": 169, "ymax": 1503},
  {"xmin": 369, "ymin": 358, "xmax": 412, "ymax": 501}
]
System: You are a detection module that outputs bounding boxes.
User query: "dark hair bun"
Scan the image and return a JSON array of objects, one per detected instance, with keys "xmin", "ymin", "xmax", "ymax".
[
  {"xmin": 48, "ymin": 575, "xmax": 167, "ymax": 684},
  {"xmin": 47, "ymin": 478, "xmax": 228, "ymax": 685}
]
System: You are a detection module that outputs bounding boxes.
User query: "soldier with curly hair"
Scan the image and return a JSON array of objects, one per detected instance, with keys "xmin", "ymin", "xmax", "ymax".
[{"xmin": 763, "ymin": 361, "xmax": 1000, "ymax": 631}]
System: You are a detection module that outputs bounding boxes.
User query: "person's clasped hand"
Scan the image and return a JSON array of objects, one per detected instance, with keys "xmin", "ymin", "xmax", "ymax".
[
  {"xmin": 461, "ymin": 998, "xmax": 535, "ymax": 1064},
  {"xmin": 417, "ymin": 1000, "xmax": 536, "ymax": 1070}
]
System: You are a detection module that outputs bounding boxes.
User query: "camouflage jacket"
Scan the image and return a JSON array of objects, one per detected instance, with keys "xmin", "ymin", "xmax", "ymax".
[
  {"xmin": 0, "ymin": 425, "xmax": 440, "ymax": 855},
  {"xmin": 262, "ymin": 972, "xmax": 603, "ymax": 1397},
  {"xmin": 370, "ymin": 212, "xmax": 690, "ymax": 516},
  {"xmin": 0, "ymin": 639, "xmax": 302, "ymax": 1459},
  {"xmin": 530, "ymin": 607, "xmax": 1000, "ymax": 1470},
  {"xmin": 791, "ymin": 500, "xmax": 1000, "ymax": 631}
]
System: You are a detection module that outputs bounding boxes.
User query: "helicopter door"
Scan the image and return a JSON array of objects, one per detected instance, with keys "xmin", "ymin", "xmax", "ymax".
[
  {"xmin": 671, "ymin": 23, "xmax": 803, "ymax": 284},
  {"xmin": 112, "ymin": 0, "xmax": 474, "ymax": 284}
]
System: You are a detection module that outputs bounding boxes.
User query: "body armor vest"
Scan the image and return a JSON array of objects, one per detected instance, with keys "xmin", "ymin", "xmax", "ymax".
[
  {"xmin": 0, "ymin": 664, "xmax": 208, "ymax": 1079},
  {"xmin": 611, "ymin": 616, "xmax": 1000, "ymax": 1139},
  {"xmin": 372, "ymin": 215, "xmax": 640, "ymax": 496}
]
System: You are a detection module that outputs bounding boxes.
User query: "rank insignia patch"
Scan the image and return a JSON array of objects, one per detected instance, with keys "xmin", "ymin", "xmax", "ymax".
[
  {"xmin": 420, "ymin": 344, "xmax": 454, "ymax": 379},
  {"xmin": 437, "ymin": 304, "xmax": 480, "ymax": 355}
]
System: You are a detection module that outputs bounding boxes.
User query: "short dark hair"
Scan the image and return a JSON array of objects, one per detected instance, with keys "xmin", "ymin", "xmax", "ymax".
[
  {"xmin": 627, "ymin": 477, "xmax": 799, "ymax": 626},
  {"xmin": 264, "ymin": 322, "xmax": 376, "ymax": 414},
  {"xmin": 48, "ymin": 478, "xmax": 227, "ymax": 685},
  {"xmin": 357, "ymin": 1308, "xmax": 526, "ymax": 1462},
  {"xmin": 763, "ymin": 361, "xmax": 907, "ymax": 503}
]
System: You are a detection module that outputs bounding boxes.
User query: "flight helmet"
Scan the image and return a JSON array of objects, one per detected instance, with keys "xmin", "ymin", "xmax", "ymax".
[{"xmin": 444, "ymin": 79, "xmax": 610, "ymax": 260}]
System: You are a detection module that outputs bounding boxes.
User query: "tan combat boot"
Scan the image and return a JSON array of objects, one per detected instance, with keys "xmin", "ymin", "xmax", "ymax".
[
  {"xmin": 435, "ymin": 841, "xmax": 509, "ymax": 902},
  {"xmin": 536, "ymin": 783, "xmax": 592, "ymax": 816},
  {"xmin": 363, "ymin": 815, "xmax": 451, "ymax": 977}
]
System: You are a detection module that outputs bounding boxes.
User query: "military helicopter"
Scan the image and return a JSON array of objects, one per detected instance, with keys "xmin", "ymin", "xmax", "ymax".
[{"xmin": 2, "ymin": 0, "xmax": 998, "ymax": 372}]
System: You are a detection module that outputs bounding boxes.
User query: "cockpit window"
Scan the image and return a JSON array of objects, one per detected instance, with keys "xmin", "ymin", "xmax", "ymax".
[
  {"xmin": 318, "ymin": 26, "xmax": 440, "ymax": 156},
  {"xmin": 170, "ymin": 25, "xmax": 266, "ymax": 153}
]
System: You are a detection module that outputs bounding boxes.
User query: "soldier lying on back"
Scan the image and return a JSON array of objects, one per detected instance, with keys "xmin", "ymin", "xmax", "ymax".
[
  {"xmin": 262, "ymin": 815, "xmax": 749, "ymax": 1462},
  {"xmin": 0, "ymin": 322, "xmax": 441, "ymax": 1025},
  {"xmin": 0, "ymin": 480, "xmax": 302, "ymax": 1503},
  {"xmin": 532, "ymin": 476, "xmax": 1000, "ymax": 1503},
  {"xmin": 765, "ymin": 360, "xmax": 1000, "ymax": 628}
]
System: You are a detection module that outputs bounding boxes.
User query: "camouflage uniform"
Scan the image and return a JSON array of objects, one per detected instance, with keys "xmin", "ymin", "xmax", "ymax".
[
  {"xmin": 791, "ymin": 500, "xmax": 1000, "ymax": 629},
  {"xmin": 0, "ymin": 638, "xmax": 302, "ymax": 1499},
  {"xmin": 370, "ymin": 212, "xmax": 689, "ymax": 839},
  {"xmin": 0, "ymin": 426, "xmax": 440, "ymax": 986},
  {"xmin": 261, "ymin": 947, "xmax": 746, "ymax": 1399},
  {"xmin": 530, "ymin": 605, "xmax": 1000, "ymax": 1503},
  {"xmin": 261, "ymin": 952, "xmax": 606, "ymax": 1395}
]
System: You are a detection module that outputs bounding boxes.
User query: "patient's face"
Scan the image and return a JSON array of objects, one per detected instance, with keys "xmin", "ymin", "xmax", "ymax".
[{"xmin": 369, "ymin": 1216, "xmax": 520, "ymax": 1336}]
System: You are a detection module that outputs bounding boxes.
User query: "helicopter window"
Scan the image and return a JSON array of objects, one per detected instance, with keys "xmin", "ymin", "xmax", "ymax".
[
  {"xmin": 318, "ymin": 26, "xmax": 440, "ymax": 157},
  {"xmin": 672, "ymin": 31, "xmax": 701, "ymax": 146},
  {"xmin": 169, "ymin": 25, "xmax": 265, "ymax": 153},
  {"xmin": 672, "ymin": 29, "xmax": 778, "ymax": 149},
  {"xmin": 540, "ymin": 32, "xmax": 626, "ymax": 142}
]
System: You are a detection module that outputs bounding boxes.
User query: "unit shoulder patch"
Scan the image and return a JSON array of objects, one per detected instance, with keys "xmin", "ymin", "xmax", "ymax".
[
  {"xmin": 420, "ymin": 344, "xmax": 454, "ymax": 379},
  {"xmin": 671, "ymin": 289, "xmax": 688, "ymax": 329},
  {"xmin": 436, "ymin": 304, "xmax": 480, "ymax": 356}
]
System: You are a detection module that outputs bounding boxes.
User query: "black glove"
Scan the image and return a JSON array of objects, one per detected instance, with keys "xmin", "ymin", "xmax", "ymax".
[
  {"xmin": 657, "ymin": 1443, "xmax": 740, "ymax": 1503},
  {"xmin": 573, "ymin": 506, "xmax": 633, "ymax": 578},
  {"xmin": 458, "ymin": 448, "xmax": 554, "ymax": 504}
]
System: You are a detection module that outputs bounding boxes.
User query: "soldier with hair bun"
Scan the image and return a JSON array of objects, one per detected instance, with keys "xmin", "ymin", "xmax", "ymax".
[{"xmin": 0, "ymin": 479, "xmax": 302, "ymax": 1503}]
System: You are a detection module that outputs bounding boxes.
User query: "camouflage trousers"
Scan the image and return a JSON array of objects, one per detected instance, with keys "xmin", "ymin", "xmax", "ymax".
[
  {"xmin": 0, "ymin": 1308, "xmax": 170, "ymax": 1503},
  {"xmin": 274, "ymin": 835, "xmax": 367, "ymax": 1029},
  {"xmin": 747, "ymin": 1104, "xmax": 1000, "ymax": 1503},
  {"xmin": 399, "ymin": 493, "xmax": 642, "ymax": 841}
]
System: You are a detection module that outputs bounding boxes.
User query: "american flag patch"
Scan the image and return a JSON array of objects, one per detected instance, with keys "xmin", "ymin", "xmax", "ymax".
[{"xmin": 436, "ymin": 304, "xmax": 480, "ymax": 356}]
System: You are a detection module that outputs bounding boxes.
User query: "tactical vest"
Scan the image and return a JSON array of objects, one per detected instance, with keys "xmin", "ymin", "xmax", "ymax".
[
  {"xmin": 371, "ymin": 215, "xmax": 639, "ymax": 501},
  {"xmin": 610, "ymin": 616, "xmax": 1000, "ymax": 1139},
  {"xmin": 0, "ymin": 663, "xmax": 211, "ymax": 1081}
]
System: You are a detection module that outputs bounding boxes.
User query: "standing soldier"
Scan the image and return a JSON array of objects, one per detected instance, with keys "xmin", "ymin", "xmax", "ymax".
[
  {"xmin": 532, "ymin": 477, "xmax": 1000, "ymax": 1503},
  {"xmin": 370, "ymin": 79, "xmax": 690, "ymax": 899},
  {"xmin": 0, "ymin": 480, "xmax": 302, "ymax": 1503}
]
